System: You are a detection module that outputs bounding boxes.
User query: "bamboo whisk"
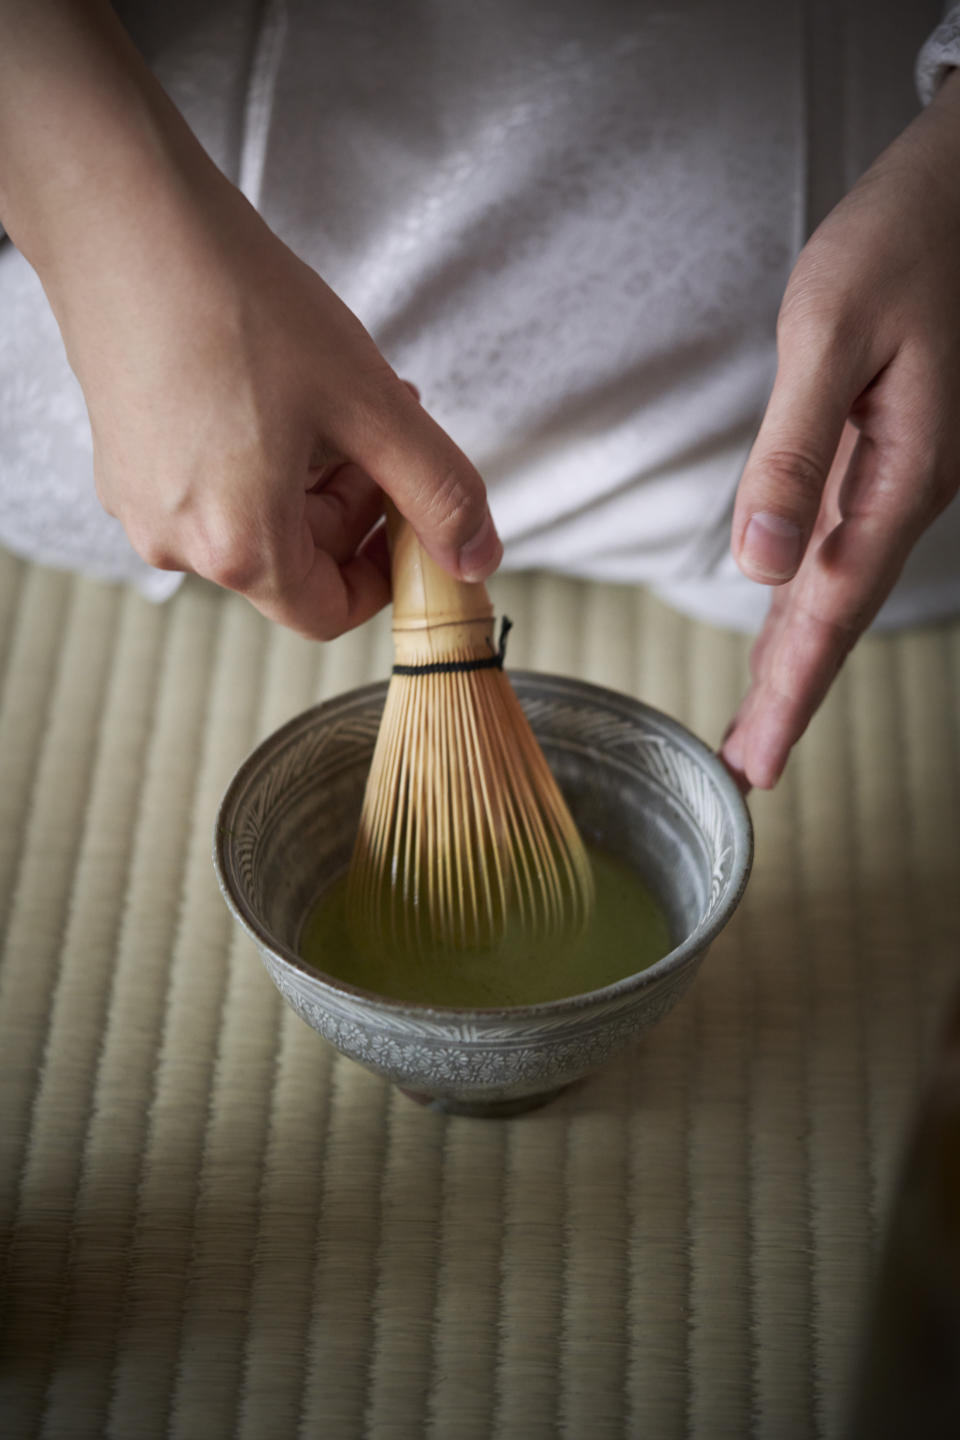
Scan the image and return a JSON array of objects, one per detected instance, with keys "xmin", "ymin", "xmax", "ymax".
[{"xmin": 346, "ymin": 507, "xmax": 594, "ymax": 954}]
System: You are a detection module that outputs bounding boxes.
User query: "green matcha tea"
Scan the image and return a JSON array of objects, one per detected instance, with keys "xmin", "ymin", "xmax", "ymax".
[{"xmin": 299, "ymin": 846, "xmax": 673, "ymax": 1007}]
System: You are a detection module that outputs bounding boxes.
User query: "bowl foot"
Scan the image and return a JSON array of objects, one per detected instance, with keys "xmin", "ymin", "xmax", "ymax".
[{"xmin": 398, "ymin": 1085, "xmax": 571, "ymax": 1118}]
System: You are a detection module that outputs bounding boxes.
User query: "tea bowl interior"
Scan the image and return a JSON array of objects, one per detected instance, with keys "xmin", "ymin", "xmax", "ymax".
[{"xmin": 214, "ymin": 672, "xmax": 752, "ymax": 1116}]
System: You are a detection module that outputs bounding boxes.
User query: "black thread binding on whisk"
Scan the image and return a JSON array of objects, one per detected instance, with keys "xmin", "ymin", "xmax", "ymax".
[{"xmin": 393, "ymin": 616, "xmax": 513, "ymax": 676}]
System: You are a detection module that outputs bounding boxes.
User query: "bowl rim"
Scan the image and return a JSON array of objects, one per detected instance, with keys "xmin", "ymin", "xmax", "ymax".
[{"xmin": 213, "ymin": 672, "xmax": 754, "ymax": 1021}]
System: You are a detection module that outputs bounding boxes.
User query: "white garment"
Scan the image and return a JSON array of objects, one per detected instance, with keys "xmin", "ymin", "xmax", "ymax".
[{"xmin": 0, "ymin": 0, "xmax": 956, "ymax": 629}]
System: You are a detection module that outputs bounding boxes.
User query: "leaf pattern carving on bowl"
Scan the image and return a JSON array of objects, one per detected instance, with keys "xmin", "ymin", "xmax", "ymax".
[
  {"xmin": 518, "ymin": 699, "xmax": 733, "ymax": 920},
  {"xmin": 263, "ymin": 951, "xmax": 698, "ymax": 1098},
  {"xmin": 229, "ymin": 712, "xmax": 381, "ymax": 910}
]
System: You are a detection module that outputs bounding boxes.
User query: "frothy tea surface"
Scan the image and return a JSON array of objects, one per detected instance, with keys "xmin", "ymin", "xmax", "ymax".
[{"xmin": 299, "ymin": 846, "xmax": 673, "ymax": 1007}]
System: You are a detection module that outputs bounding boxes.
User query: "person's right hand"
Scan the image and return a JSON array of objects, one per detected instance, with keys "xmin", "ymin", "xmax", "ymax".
[
  {"xmin": 0, "ymin": 2, "xmax": 501, "ymax": 640},
  {"xmin": 57, "ymin": 168, "xmax": 500, "ymax": 639}
]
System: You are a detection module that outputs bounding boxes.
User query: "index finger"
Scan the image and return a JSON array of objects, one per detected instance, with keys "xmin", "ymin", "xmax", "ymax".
[{"xmin": 722, "ymin": 431, "xmax": 933, "ymax": 788}]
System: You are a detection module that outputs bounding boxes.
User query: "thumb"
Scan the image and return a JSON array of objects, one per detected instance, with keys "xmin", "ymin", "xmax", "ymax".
[
  {"xmin": 346, "ymin": 378, "xmax": 502, "ymax": 583},
  {"xmin": 732, "ymin": 326, "xmax": 872, "ymax": 585}
]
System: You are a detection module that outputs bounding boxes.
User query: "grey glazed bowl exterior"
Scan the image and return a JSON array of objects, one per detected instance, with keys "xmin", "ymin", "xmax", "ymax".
[{"xmin": 214, "ymin": 674, "xmax": 752, "ymax": 1116}]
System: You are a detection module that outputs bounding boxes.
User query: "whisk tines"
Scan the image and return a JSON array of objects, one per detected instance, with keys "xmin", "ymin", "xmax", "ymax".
[{"xmin": 346, "ymin": 510, "xmax": 594, "ymax": 956}]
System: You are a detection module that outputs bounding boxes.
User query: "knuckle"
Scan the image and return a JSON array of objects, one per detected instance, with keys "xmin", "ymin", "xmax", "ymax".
[
  {"xmin": 421, "ymin": 464, "xmax": 479, "ymax": 537},
  {"xmin": 346, "ymin": 367, "xmax": 408, "ymax": 441},
  {"xmin": 312, "ymin": 616, "xmax": 349, "ymax": 642},
  {"xmin": 193, "ymin": 530, "xmax": 273, "ymax": 594},
  {"xmin": 126, "ymin": 527, "xmax": 181, "ymax": 572},
  {"xmin": 777, "ymin": 277, "xmax": 864, "ymax": 366},
  {"xmin": 759, "ymin": 448, "xmax": 827, "ymax": 504},
  {"xmin": 778, "ymin": 303, "xmax": 853, "ymax": 366}
]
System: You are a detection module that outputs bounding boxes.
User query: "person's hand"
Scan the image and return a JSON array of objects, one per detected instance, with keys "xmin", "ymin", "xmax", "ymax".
[
  {"xmin": 0, "ymin": 1, "xmax": 501, "ymax": 641},
  {"xmin": 721, "ymin": 69, "xmax": 960, "ymax": 790},
  {"xmin": 57, "ymin": 172, "xmax": 500, "ymax": 640}
]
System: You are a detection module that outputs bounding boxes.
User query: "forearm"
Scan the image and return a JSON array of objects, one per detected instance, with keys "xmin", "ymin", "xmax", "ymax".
[{"xmin": 0, "ymin": 1, "xmax": 217, "ymax": 287}]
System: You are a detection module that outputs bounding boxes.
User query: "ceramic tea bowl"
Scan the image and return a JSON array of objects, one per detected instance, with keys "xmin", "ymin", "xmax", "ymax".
[{"xmin": 214, "ymin": 674, "xmax": 752, "ymax": 1117}]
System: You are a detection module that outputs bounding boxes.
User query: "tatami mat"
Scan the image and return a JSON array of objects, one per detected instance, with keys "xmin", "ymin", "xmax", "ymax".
[{"xmin": 1, "ymin": 547, "xmax": 958, "ymax": 1439}]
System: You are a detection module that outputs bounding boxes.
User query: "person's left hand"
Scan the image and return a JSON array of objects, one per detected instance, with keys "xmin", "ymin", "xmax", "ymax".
[{"xmin": 721, "ymin": 68, "xmax": 960, "ymax": 791}]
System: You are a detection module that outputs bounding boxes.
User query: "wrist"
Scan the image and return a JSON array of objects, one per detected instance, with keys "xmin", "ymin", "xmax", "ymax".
[{"xmin": 0, "ymin": 1, "xmax": 220, "ymax": 290}]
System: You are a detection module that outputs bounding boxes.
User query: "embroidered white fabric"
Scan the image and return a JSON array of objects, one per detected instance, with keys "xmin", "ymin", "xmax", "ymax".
[
  {"xmin": 0, "ymin": 0, "xmax": 956, "ymax": 631},
  {"xmin": 916, "ymin": 2, "xmax": 960, "ymax": 102}
]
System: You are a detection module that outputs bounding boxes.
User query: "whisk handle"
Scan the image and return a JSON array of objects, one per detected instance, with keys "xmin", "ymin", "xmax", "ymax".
[{"xmin": 387, "ymin": 503, "xmax": 495, "ymax": 654}]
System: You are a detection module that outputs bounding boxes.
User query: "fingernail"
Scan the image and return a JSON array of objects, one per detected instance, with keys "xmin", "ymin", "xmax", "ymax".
[
  {"xmin": 720, "ymin": 729, "xmax": 744, "ymax": 773},
  {"xmin": 719, "ymin": 735, "xmax": 752, "ymax": 796},
  {"xmin": 459, "ymin": 512, "xmax": 502, "ymax": 582},
  {"xmin": 740, "ymin": 512, "xmax": 803, "ymax": 582},
  {"xmin": 747, "ymin": 722, "xmax": 790, "ymax": 789},
  {"xmin": 752, "ymin": 753, "xmax": 787, "ymax": 790}
]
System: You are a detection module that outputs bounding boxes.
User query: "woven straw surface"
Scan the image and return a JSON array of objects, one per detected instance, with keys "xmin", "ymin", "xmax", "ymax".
[{"xmin": 1, "ymin": 548, "xmax": 958, "ymax": 1439}]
